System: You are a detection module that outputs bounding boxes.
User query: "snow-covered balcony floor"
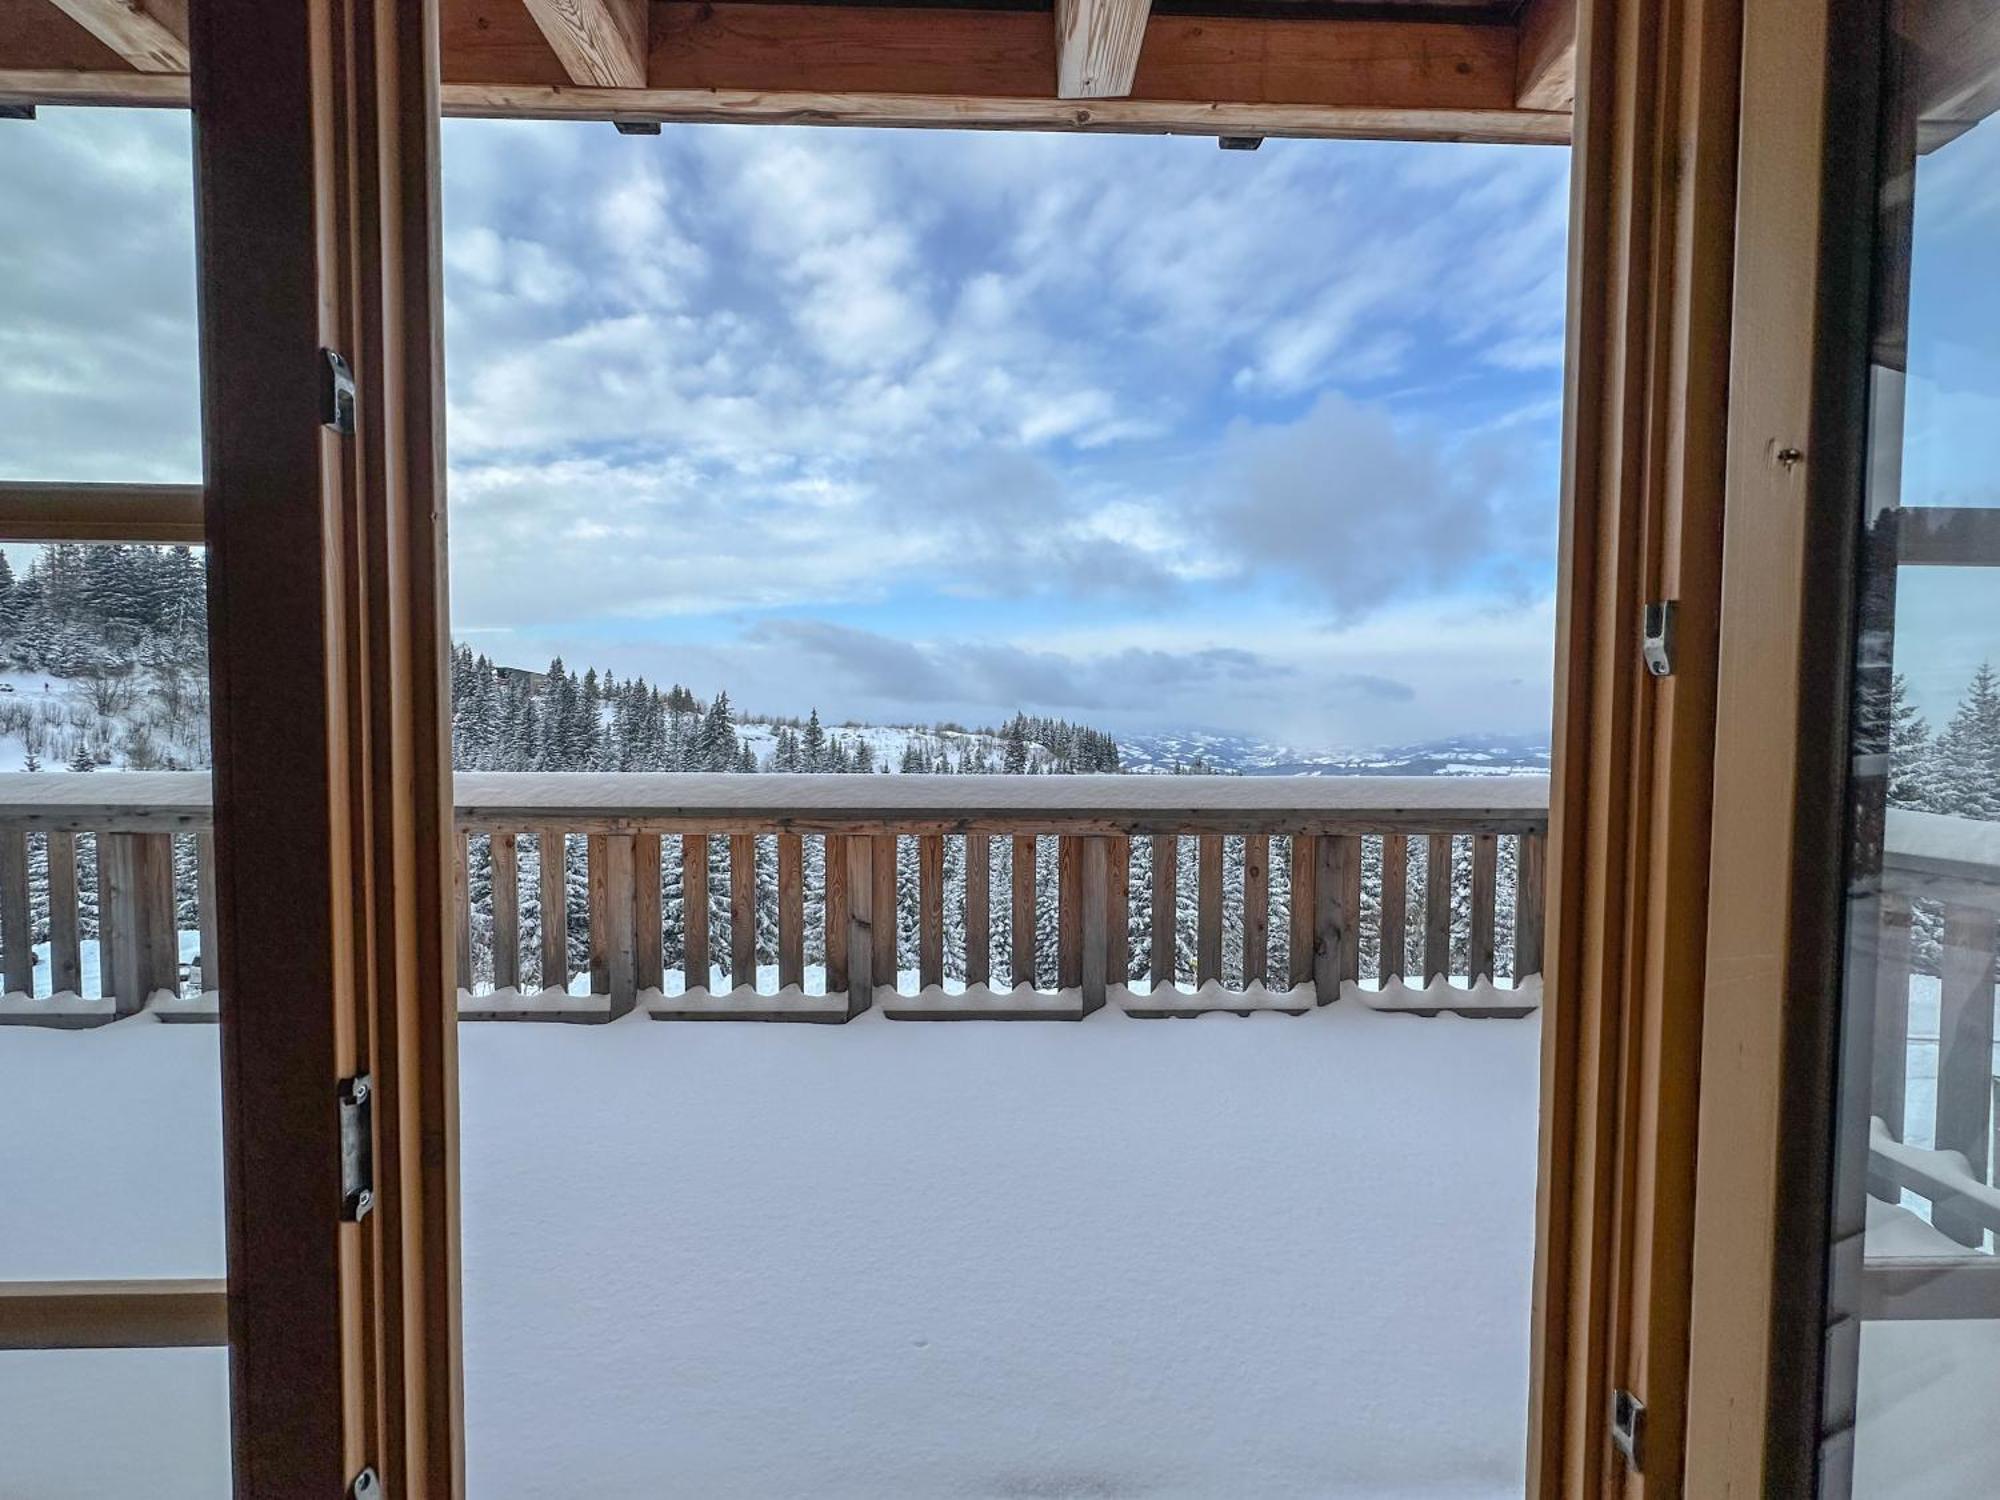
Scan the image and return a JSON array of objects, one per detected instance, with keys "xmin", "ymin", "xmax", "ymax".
[{"xmin": 6, "ymin": 1001, "xmax": 1540, "ymax": 1499}]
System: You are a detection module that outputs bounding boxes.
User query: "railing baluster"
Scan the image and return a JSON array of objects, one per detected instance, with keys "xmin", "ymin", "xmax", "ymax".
[
  {"xmin": 871, "ymin": 833, "xmax": 896, "ymax": 990},
  {"xmin": 590, "ymin": 833, "xmax": 638, "ymax": 1014},
  {"xmin": 681, "ymin": 833, "xmax": 708, "ymax": 993},
  {"xmin": 1080, "ymin": 835, "xmax": 1108, "ymax": 1015},
  {"xmin": 0, "ymin": 830, "xmax": 30, "ymax": 997},
  {"xmin": 1106, "ymin": 836, "xmax": 1129, "ymax": 988},
  {"xmin": 1242, "ymin": 834, "xmax": 1269, "ymax": 989},
  {"xmin": 918, "ymin": 833, "xmax": 943, "ymax": 990},
  {"xmin": 101, "ymin": 833, "xmax": 176, "ymax": 1014},
  {"xmin": 1935, "ymin": 903, "xmax": 1997, "ymax": 1244},
  {"xmin": 50, "ymin": 831, "xmax": 82, "ymax": 997},
  {"xmin": 964, "ymin": 834, "xmax": 990, "ymax": 988},
  {"xmin": 1424, "ymin": 833, "xmax": 1453, "ymax": 986},
  {"xmin": 778, "ymin": 832, "xmax": 805, "ymax": 991},
  {"xmin": 1470, "ymin": 832, "xmax": 1498, "ymax": 983},
  {"xmin": 730, "ymin": 833, "xmax": 757, "ymax": 993},
  {"xmin": 95, "ymin": 831, "xmax": 116, "ymax": 1004},
  {"xmin": 454, "ymin": 830, "xmax": 472, "ymax": 993},
  {"xmin": 1287, "ymin": 834, "xmax": 1316, "ymax": 996},
  {"xmin": 1011, "ymin": 835, "xmax": 1036, "ymax": 988},
  {"xmin": 1380, "ymin": 834, "xmax": 1408, "ymax": 984},
  {"xmin": 1515, "ymin": 832, "xmax": 1545, "ymax": 979},
  {"xmin": 1196, "ymin": 833, "xmax": 1223, "ymax": 988},
  {"xmin": 1152, "ymin": 833, "xmax": 1179, "ymax": 992},
  {"xmin": 635, "ymin": 832, "xmax": 663, "ymax": 996},
  {"xmin": 1312, "ymin": 834, "xmax": 1357, "ymax": 1002},
  {"xmin": 1870, "ymin": 892, "xmax": 1913, "ymax": 1141},
  {"xmin": 490, "ymin": 831, "xmax": 520, "ymax": 992},
  {"xmin": 825, "ymin": 835, "xmax": 850, "ymax": 995},
  {"xmin": 1058, "ymin": 835, "xmax": 1082, "ymax": 991},
  {"xmin": 845, "ymin": 834, "xmax": 873, "ymax": 1015},
  {"xmin": 194, "ymin": 830, "xmax": 218, "ymax": 995},
  {"xmin": 539, "ymin": 827, "xmax": 568, "ymax": 992}
]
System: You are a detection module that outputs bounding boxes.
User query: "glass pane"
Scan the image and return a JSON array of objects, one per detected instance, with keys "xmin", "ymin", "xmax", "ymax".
[
  {"xmin": 1822, "ymin": 8, "xmax": 2000, "ymax": 1494},
  {"xmin": 0, "ymin": 1348, "xmax": 230, "ymax": 1498},
  {"xmin": 0, "ymin": 109, "xmax": 200, "ymax": 483}
]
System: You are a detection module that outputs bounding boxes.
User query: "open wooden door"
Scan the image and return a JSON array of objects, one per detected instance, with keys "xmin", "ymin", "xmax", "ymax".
[{"xmin": 193, "ymin": 2, "xmax": 461, "ymax": 1493}]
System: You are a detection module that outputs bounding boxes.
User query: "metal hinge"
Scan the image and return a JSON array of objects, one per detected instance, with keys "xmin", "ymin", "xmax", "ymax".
[
  {"xmin": 1611, "ymin": 1388, "xmax": 1646, "ymax": 1472},
  {"xmin": 1641, "ymin": 600, "xmax": 1676, "ymax": 678},
  {"xmin": 350, "ymin": 1465, "xmax": 381, "ymax": 1499},
  {"xmin": 321, "ymin": 348, "xmax": 356, "ymax": 436},
  {"xmin": 338, "ymin": 1073, "xmax": 373, "ymax": 1222}
]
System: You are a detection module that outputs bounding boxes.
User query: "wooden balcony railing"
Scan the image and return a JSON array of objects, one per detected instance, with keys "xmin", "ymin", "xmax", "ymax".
[{"xmin": 0, "ymin": 771, "xmax": 1550, "ymax": 1025}]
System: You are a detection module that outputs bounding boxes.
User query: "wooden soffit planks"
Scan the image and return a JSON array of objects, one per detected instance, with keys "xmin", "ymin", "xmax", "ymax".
[{"xmin": 0, "ymin": 0, "xmax": 1575, "ymax": 144}]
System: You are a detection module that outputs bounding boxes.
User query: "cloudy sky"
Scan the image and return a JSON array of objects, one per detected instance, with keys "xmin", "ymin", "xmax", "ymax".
[{"xmin": 2, "ymin": 108, "xmax": 1585, "ymax": 749}]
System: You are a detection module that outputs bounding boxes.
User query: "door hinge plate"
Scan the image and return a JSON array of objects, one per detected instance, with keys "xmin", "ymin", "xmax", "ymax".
[
  {"xmin": 1611, "ymin": 1387, "xmax": 1646, "ymax": 1472},
  {"xmin": 321, "ymin": 348, "xmax": 356, "ymax": 436},
  {"xmin": 351, "ymin": 1465, "xmax": 381, "ymax": 1499},
  {"xmin": 339, "ymin": 1073, "xmax": 373, "ymax": 1222}
]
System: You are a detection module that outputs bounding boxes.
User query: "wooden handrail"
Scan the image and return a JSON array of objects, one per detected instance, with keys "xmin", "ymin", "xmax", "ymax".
[{"xmin": 0, "ymin": 772, "xmax": 1549, "ymax": 1024}]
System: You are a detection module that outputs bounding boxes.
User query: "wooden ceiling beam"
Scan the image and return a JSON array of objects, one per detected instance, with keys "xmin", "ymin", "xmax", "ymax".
[
  {"xmin": 0, "ymin": 0, "xmax": 1574, "ymax": 144},
  {"xmin": 1513, "ymin": 0, "xmax": 1574, "ymax": 112},
  {"xmin": 1055, "ymin": 0, "xmax": 1155, "ymax": 100},
  {"xmin": 42, "ymin": 0, "xmax": 188, "ymax": 74},
  {"xmin": 517, "ymin": 0, "xmax": 646, "ymax": 89}
]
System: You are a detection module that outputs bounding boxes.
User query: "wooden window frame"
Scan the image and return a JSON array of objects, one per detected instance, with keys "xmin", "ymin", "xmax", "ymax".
[{"xmin": 1, "ymin": 0, "xmax": 1895, "ymax": 1495}]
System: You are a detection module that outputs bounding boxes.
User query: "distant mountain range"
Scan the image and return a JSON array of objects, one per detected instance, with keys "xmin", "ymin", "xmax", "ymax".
[{"xmin": 1114, "ymin": 730, "xmax": 1551, "ymax": 778}]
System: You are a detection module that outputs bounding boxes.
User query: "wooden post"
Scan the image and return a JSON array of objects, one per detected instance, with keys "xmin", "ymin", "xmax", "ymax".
[
  {"xmin": 454, "ymin": 830, "xmax": 473, "ymax": 993},
  {"xmin": 871, "ymin": 833, "xmax": 896, "ymax": 991},
  {"xmin": 0, "ymin": 830, "xmax": 31, "ymax": 998},
  {"xmin": 825, "ymin": 835, "xmax": 849, "ymax": 995},
  {"xmin": 540, "ymin": 827, "xmax": 568, "ymax": 992},
  {"xmin": 1313, "ymin": 833, "xmax": 1356, "ymax": 1002},
  {"xmin": 918, "ymin": 833, "xmax": 944, "ymax": 990},
  {"xmin": 489, "ymin": 832, "xmax": 519, "ymax": 992},
  {"xmin": 100, "ymin": 832, "xmax": 176, "ymax": 1014},
  {"xmin": 1380, "ymin": 833, "xmax": 1408, "ymax": 984},
  {"xmin": 730, "ymin": 833, "xmax": 757, "ymax": 993},
  {"xmin": 1080, "ymin": 835, "xmax": 1109, "ymax": 1015},
  {"xmin": 1106, "ymin": 835, "xmax": 1130, "ymax": 987},
  {"xmin": 1058, "ymin": 835, "xmax": 1082, "ymax": 990},
  {"xmin": 50, "ymin": 831, "xmax": 83, "ymax": 997},
  {"xmin": 1869, "ymin": 893, "xmax": 1912, "ymax": 1142},
  {"xmin": 1935, "ymin": 903, "xmax": 1997, "ymax": 1245},
  {"xmin": 1470, "ymin": 832, "xmax": 1498, "ymax": 983},
  {"xmin": 590, "ymin": 833, "xmax": 638, "ymax": 1015},
  {"xmin": 778, "ymin": 832, "xmax": 804, "ymax": 991},
  {"xmin": 1152, "ymin": 833, "xmax": 1179, "ymax": 993},
  {"xmin": 965, "ymin": 834, "xmax": 991, "ymax": 987},
  {"xmin": 1515, "ymin": 831, "xmax": 1545, "ymax": 979},
  {"xmin": 846, "ymin": 834, "xmax": 875, "ymax": 1017},
  {"xmin": 1011, "ymin": 834, "xmax": 1037, "ymax": 989},
  {"xmin": 1424, "ymin": 833, "xmax": 1453, "ymax": 986},
  {"xmin": 1196, "ymin": 833, "xmax": 1223, "ymax": 988},
  {"xmin": 1242, "ymin": 833, "xmax": 1269, "ymax": 989},
  {"xmin": 1287, "ymin": 834, "xmax": 1316, "ymax": 997},
  {"xmin": 95, "ymin": 832, "xmax": 117, "ymax": 1005},
  {"xmin": 635, "ymin": 832, "xmax": 663, "ymax": 995},
  {"xmin": 681, "ymin": 833, "xmax": 709, "ymax": 993}
]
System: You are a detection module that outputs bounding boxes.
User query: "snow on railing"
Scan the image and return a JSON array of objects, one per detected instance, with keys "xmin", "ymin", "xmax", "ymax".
[{"xmin": 0, "ymin": 771, "xmax": 1548, "ymax": 1025}]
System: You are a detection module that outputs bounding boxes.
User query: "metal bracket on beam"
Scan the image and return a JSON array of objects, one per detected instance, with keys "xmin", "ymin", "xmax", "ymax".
[
  {"xmin": 0, "ymin": 105, "xmax": 34, "ymax": 121},
  {"xmin": 1218, "ymin": 136, "xmax": 1263, "ymax": 151},
  {"xmin": 613, "ymin": 119, "xmax": 661, "ymax": 135}
]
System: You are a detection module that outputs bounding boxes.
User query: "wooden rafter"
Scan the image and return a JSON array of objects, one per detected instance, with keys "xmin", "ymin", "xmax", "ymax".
[
  {"xmin": 1055, "ymin": 0, "xmax": 1154, "ymax": 100},
  {"xmin": 0, "ymin": 0, "xmax": 1574, "ymax": 144},
  {"xmin": 1514, "ymin": 0, "xmax": 1575, "ymax": 111},
  {"xmin": 518, "ymin": 0, "xmax": 646, "ymax": 89},
  {"xmin": 42, "ymin": 0, "xmax": 187, "ymax": 73}
]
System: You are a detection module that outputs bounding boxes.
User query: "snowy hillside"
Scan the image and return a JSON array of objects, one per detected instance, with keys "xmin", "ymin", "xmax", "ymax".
[{"xmin": 1118, "ymin": 729, "xmax": 1552, "ymax": 778}]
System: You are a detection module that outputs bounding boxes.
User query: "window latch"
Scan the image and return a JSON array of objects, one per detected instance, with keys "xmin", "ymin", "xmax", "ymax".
[
  {"xmin": 1641, "ymin": 600, "xmax": 1676, "ymax": 678},
  {"xmin": 1611, "ymin": 1388, "xmax": 1646, "ymax": 1472},
  {"xmin": 321, "ymin": 348, "xmax": 356, "ymax": 436},
  {"xmin": 338, "ymin": 1073, "xmax": 373, "ymax": 1222}
]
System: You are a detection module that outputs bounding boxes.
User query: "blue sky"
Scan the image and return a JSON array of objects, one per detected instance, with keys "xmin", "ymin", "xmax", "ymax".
[{"xmin": 5, "ymin": 108, "xmax": 1584, "ymax": 747}]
